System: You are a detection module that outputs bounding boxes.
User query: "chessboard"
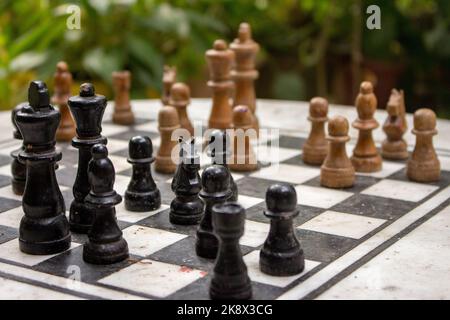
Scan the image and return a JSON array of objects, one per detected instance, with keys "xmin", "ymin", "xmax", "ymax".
[{"xmin": 0, "ymin": 99, "xmax": 449, "ymax": 300}]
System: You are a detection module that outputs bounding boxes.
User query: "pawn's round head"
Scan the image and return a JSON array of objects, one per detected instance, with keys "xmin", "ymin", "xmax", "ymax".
[
  {"xmin": 238, "ymin": 22, "xmax": 251, "ymax": 42},
  {"xmin": 170, "ymin": 82, "xmax": 190, "ymax": 104},
  {"xmin": 328, "ymin": 115, "xmax": 349, "ymax": 137},
  {"xmin": 266, "ymin": 183, "xmax": 297, "ymax": 214},
  {"xmin": 360, "ymin": 81, "xmax": 374, "ymax": 94},
  {"xmin": 92, "ymin": 144, "xmax": 108, "ymax": 160},
  {"xmin": 158, "ymin": 106, "xmax": 179, "ymax": 127},
  {"xmin": 414, "ymin": 108, "xmax": 436, "ymax": 131},
  {"xmin": 56, "ymin": 61, "xmax": 69, "ymax": 73},
  {"xmin": 129, "ymin": 135, "xmax": 153, "ymax": 160},
  {"xmin": 309, "ymin": 97, "xmax": 329, "ymax": 118},
  {"xmin": 79, "ymin": 83, "xmax": 95, "ymax": 97},
  {"xmin": 201, "ymin": 165, "xmax": 230, "ymax": 195},
  {"xmin": 213, "ymin": 39, "xmax": 227, "ymax": 51}
]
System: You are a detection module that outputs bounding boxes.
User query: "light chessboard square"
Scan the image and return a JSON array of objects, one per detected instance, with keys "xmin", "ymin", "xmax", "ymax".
[
  {"xmin": 98, "ymin": 259, "xmax": 206, "ymax": 298},
  {"xmin": 357, "ymin": 161, "xmax": 405, "ymax": 179},
  {"xmin": 0, "ymin": 207, "xmax": 23, "ymax": 229},
  {"xmin": 116, "ymin": 203, "xmax": 169, "ymax": 223},
  {"xmin": 240, "ymin": 220, "xmax": 270, "ymax": 247},
  {"xmin": 298, "ymin": 210, "xmax": 386, "ymax": 239},
  {"xmin": 294, "ymin": 185, "xmax": 353, "ymax": 209},
  {"xmin": 250, "ymin": 163, "xmax": 319, "ymax": 185},
  {"xmin": 361, "ymin": 179, "xmax": 439, "ymax": 202}
]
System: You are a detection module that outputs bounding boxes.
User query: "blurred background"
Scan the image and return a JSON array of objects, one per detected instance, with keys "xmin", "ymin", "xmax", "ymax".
[{"xmin": 0, "ymin": 0, "xmax": 449, "ymax": 118}]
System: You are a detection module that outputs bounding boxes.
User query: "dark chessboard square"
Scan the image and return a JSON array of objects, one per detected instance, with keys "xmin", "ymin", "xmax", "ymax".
[
  {"xmin": 267, "ymin": 135, "xmax": 306, "ymax": 150},
  {"xmin": 0, "ymin": 154, "xmax": 11, "ymax": 166},
  {"xmin": 296, "ymin": 229, "xmax": 357, "ymax": 263},
  {"xmin": 303, "ymin": 174, "xmax": 381, "ymax": 194},
  {"xmin": 0, "ymin": 225, "xmax": 18, "ymax": 245},
  {"xmin": 281, "ymin": 154, "xmax": 305, "ymax": 166},
  {"xmin": 236, "ymin": 176, "xmax": 274, "ymax": 198},
  {"xmin": 166, "ymin": 276, "xmax": 210, "ymax": 300},
  {"xmin": 33, "ymin": 245, "xmax": 141, "ymax": 283},
  {"xmin": 331, "ymin": 194, "xmax": 416, "ymax": 221},
  {"xmin": 0, "ymin": 197, "xmax": 22, "ymax": 213},
  {"xmin": 0, "ymin": 174, "xmax": 12, "ymax": 189},
  {"xmin": 388, "ymin": 168, "xmax": 450, "ymax": 189},
  {"xmin": 149, "ymin": 236, "xmax": 253, "ymax": 273},
  {"xmin": 246, "ymin": 202, "xmax": 325, "ymax": 227},
  {"xmin": 138, "ymin": 208, "xmax": 195, "ymax": 237},
  {"xmin": 108, "ymin": 130, "xmax": 159, "ymax": 142}
]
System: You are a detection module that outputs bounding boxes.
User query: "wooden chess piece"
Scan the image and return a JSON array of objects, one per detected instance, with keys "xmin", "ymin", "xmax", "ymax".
[
  {"xmin": 169, "ymin": 82, "xmax": 194, "ymax": 136},
  {"xmin": 68, "ymin": 83, "xmax": 108, "ymax": 234},
  {"xmin": 10, "ymin": 102, "xmax": 27, "ymax": 195},
  {"xmin": 351, "ymin": 81, "xmax": 382, "ymax": 172},
  {"xmin": 382, "ymin": 89, "xmax": 408, "ymax": 160},
  {"xmin": 407, "ymin": 108, "xmax": 440, "ymax": 182},
  {"xmin": 321, "ymin": 115, "xmax": 355, "ymax": 188},
  {"xmin": 83, "ymin": 144, "xmax": 129, "ymax": 264},
  {"xmin": 162, "ymin": 65, "xmax": 176, "ymax": 105},
  {"xmin": 125, "ymin": 136, "xmax": 161, "ymax": 212},
  {"xmin": 230, "ymin": 22, "xmax": 259, "ymax": 134},
  {"xmin": 155, "ymin": 106, "xmax": 180, "ymax": 174},
  {"xmin": 302, "ymin": 97, "xmax": 329, "ymax": 165},
  {"xmin": 206, "ymin": 39, "xmax": 235, "ymax": 130},
  {"xmin": 229, "ymin": 105, "xmax": 258, "ymax": 172},
  {"xmin": 260, "ymin": 183, "xmax": 305, "ymax": 276},
  {"xmin": 15, "ymin": 81, "xmax": 71, "ymax": 254},
  {"xmin": 52, "ymin": 61, "xmax": 76, "ymax": 142},
  {"xmin": 210, "ymin": 202, "xmax": 252, "ymax": 300},
  {"xmin": 112, "ymin": 71, "xmax": 135, "ymax": 125}
]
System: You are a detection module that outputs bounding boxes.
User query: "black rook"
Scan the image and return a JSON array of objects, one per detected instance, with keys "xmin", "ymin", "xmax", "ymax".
[{"xmin": 15, "ymin": 81, "xmax": 71, "ymax": 255}]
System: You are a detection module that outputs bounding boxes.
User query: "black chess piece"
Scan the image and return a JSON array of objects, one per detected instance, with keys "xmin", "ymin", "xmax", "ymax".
[
  {"xmin": 259, "ymin": 183, "xmax": 304, "ymax": 276},
  {"xmin": 10, "ymin": 102, "xmax": 27, "ymax": 195},
  {"xmin": 15, "ymin": 81, "xmax": 71, "ymax": 255},
  {"xmin": 196, "ymin": 165, "xmax": 232, "ymax": 259},
  {"xmin": 210, "ymin": 202, "xmax": 252, "ymax": 300},
  {"xmin": 83, "ymin": 144, "xmax": 129, "ymax": 265},
  {"xmin": 125, "ymin": 136, "xmax": 161, "ymax": 211},
  {"xmin": 68, "ymin": 83, "xmax": 107, "ymax": 233},
  {"xmin": 170, "ymin": 138, "xmax": 204, "ymax": 225},
  {"xmin": 207, "ymin": 129, "xmax": 238, "ymax": 201}
]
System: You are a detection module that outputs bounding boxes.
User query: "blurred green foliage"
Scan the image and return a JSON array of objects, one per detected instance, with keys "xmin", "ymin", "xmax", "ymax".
[{"xmin": 0, "ymin": 0, "xmax": 449, "ymax": 118}]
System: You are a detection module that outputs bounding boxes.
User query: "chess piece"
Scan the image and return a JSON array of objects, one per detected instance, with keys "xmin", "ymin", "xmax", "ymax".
[
  {"xmin": 206, "ymin": 129, "xmax": 238, "ymax": 201},
  {"xmin": 351, "ymin": 82, "xmax": 382, "ymax": 172},
  {"xmin": 230, "ymin": 22, "xmax": 260, "ymax": 135},
  {"xmin": 407, "ymin": 108, "xmax": 440, "ymax": 182},
  {"xmin": 169, "ymin": 82, "xmax": 194, "ymax": 136},
  {"xmin": 302, "ymin": 97, "xmax": 329, "ymax": 165},
  {"xmin": 170, "ymin": 138, "xmax": 204, "ymax": 225},
  {"xmin": 10, "ymin": 102, "xmax": 27, "ymax": 195},
  {"xmin": 260, "ymin": 183, "xmax": 305, "ymax": 276},
  {"xmin": 83, "ymin": 144, "xmax": 129, "ymax": 264},
  {"xmin": 125, "ymin": 136, "xmax": 161, "ymax": 212},
  {"xmin": 155, "ymin": 106, "xmax": 180, "ymax": 174},
  {"xmin": 321, "ymin": 115, "xmax": 355, "ymax": 188},
  {"xmin": 206, "ymin": 39, "xmax": 235, "ymax": 129},
  {"xmin": 52, "ymin": 61, "xmax": 76, "ymax": 142},
  {"xmin": 381, "ymin": 89, "xmax": 408, "ymax": 160},
  {"xmin": 112, "ymin": 71, "xmax": 135, "ymax": 125},
  {"xmin": 162, "ymin": 65, "xmax": 176, "ymax": 105},
  {"xmin": 229, "ymin": 105, "xmax": 258, "ymax": 172},
  {"xmin": 196, "ymin": 165, "xmax": 232, "ymax": 259},
  {"xmin": 210, "ymin": 202, "xmax": 252, "ymax": 300},
  {"xmin": 68, "ymin": 83, "xmax": 108, "ymax": 233},
  {"xmin": 15, "ymin": 81, "xmax": 71, "ymax": 254}
]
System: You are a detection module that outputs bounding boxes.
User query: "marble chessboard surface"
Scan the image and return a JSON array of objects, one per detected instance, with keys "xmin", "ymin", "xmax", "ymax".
[{"xmin": 0, "ymin": 99, "xmax": 449, "ymax": 300}]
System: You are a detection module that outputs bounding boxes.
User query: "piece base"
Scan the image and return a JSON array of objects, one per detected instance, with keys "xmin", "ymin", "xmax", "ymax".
[
  {"xmin": 170, "ymin": 212, "xmax": 203, "ymax": 225},
  {"xmin": 195, "ymin": 232, "xmax": 218, "ymax": 259},
  {"xmin": 209, "ymin": 278, "xmax": 252, "ymax": 300},
  {"xmin": 125, "ymin": 190, "xmax": 161, "ymax": 212},
  {"xmin": 321, "ymin": 165, "xmax": 355, "ymax": 188},
  {"xmin": 407, "ymin": 159, "xmax": 441, "ymax": 183},
  {"xmin": 259, "ymin": 250, "xmax": 305, "ymax": 276},
  {"xmin": 83, "ymin": 239, "xmax": 129, "ymax": 265},
  {"xmin": 69, "ymin": 201, "xmax": 94, "ymax": 234},
  {"xmin": 19, "ymin": 233, "xmax": 71, "ymax": 255},
  {"xmin": 302, "ymin": 146, "xmax": 327, "ymax": 166},
  {"xmin": 351, "ymin": 154, "xmax": 382, "ymax": 173},
  {"xmin": 112, "ymin": 111, "xmax": 135, "ymax": 126}
]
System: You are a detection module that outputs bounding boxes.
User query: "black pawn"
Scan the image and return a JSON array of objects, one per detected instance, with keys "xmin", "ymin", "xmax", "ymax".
[
  {"xmin": 210, "ymin": 202, "xmax": 252, "ymax": 300},
  {"xmin": 83, "ymin": 144, "xmax": 129, "ymax": 265},
  {"xmin": 260, "ymin": 183, "xmax": 305, "ymax": 276},
  {"xmin": 10, "ymin": 102, "xmax": 27, "ymax": 195},
  {"xmin": 125, "ymin": 136, "xmax": 161, "ymax": 211},
  {"xmin": 196, "ymin": 165, "xmax": 232, "ymax": 259},
  {"xmin": 207, "ymin": 129, "xmax": 238, "ymax": 201},
  {"xmin": 170, "ymin": 138, "xmax": 204, "ymax": 225},
  {"xmin": 15, "ymin": 81, "xmax": 71, "ymax": 255},
  {"xmin": 68, "ymin": 83, "xmax": 107, "ymax": 233}
]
